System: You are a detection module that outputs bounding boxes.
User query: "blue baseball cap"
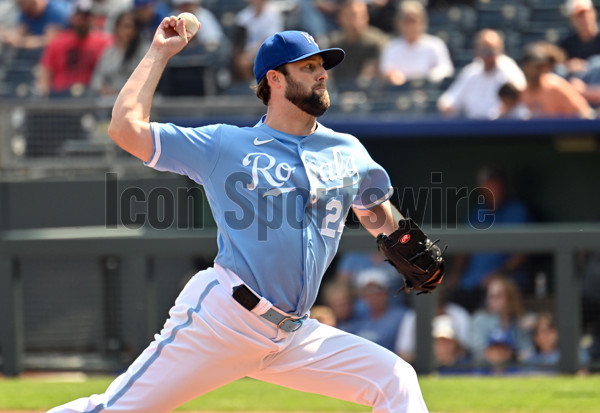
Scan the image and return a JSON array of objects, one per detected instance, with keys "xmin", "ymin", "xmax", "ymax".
[
  {"xmin": 253, "ymin": 31, "xmax": 345, "ymax": 84},
  {"xmin": 487, "ymin": 329, "xmax": 517, "ymax": 350}
]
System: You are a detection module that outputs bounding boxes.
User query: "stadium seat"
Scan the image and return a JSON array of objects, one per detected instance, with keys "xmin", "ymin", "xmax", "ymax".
[
  {"xmin": 429, "ymin": 5, "xmax": 477, "ymax": 34},
  {"xmin": 502, "ymin": 30, "xmax": 523, "ymax": 55},
  {"xmin": 476, "ymin": 0, "xmax": 521, "ymax": 9},
  {"xmin": 526, "ymin": 0, "xmax": 566, "ymax": 7},
  {"xmin": 214, "ymin": 0, "xmax": 246, "ymax": 17},
  {"xmin": 476, "ymin": 4, "xmax": 530, "ymax": 30},
  {"xmin": 433, "ymin": 28, "xmax": 467, "ymax": 54},
  {"xmin": 450, "ymin": 50, "xmax": 475, "ymax": 71},
  {"xmin": 520, "ymin": 27, "xmax": 569, "ymax": 47},
  {"xmin": 529, "ymin": 6, "xmax": 569, "ymax": 28},
  {"xmin": 0, "ymin": 47, "xmax": 42, "ymax": 98},
  {"xmin": 2, "ymin": 67, "xmax": 36, "ymax": 98}
]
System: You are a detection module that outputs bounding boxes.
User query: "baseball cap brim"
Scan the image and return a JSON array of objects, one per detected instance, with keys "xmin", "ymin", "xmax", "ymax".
[
  {"xmin": 256, "ymin": 48, "xmax": 345, "ymax": 83},
  {"xmin": 288, "ymin": 48, "xmax": 345, "ymax": 71}
]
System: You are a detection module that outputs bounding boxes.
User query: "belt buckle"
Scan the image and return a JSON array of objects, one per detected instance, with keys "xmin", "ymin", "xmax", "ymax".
[{"xmin": 278, "ymin": 315, "xmax": 307, "ymax": 332}]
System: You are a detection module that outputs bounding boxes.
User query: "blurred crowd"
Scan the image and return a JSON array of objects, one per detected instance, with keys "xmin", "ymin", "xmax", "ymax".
[
  {"xmin": 313, "ymin": 164, "xmax": 600, "ymax": 374},
  {"xmin": 1, "ymin": 0, "xmax": 599, "ymax": 372},
  {"xmin": 1, "ymin": 0, "xmax": 600, "ymax": 118}
]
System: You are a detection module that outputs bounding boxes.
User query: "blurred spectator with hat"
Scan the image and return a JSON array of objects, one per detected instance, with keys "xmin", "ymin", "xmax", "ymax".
[
  {"xmin": 520, "ymin": 41, "xmax": 593, "ymax": 118},
  {"xmin": 88, "ymin": 0, "xmax": 134, "ymax": 32},
  {"xmin": 379, "ymin": 0, "xmax": 454, "ymax": 86},
  {"xmin": 133, "ymin": 0, "xmax": 171, "ymax": 42},
  {"xmin": 395, "ymin": 292, "xmax": 471, "ymax": 368},
  {"xmin": 437, "ymin": 29, "xmax": 526, "ymax": 119},
  {"xmin": 36, "ymin": 0, "xmax": 113, "ymax": 97},
  {"xmin": 432, "ymin": 314, "xmax": 471, "ymax": 369},
  {"xmin": 559, "ymin": 0, "xmax": 600, "ymax": 76},
  {"xmin": 350, "ymin": 268, "xmax": 409, "ymax": 352}
]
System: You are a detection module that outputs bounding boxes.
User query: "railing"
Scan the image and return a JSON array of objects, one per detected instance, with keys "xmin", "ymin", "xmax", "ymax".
[
  {"xmin": 3, "ymin": 97, "xmax": 600, "ymax": 178},
  {"xmin": 0, "ymin": 97, "xmax": 266, "ymax": 177},
  {"xmin": 1, "ymin": 223, "xmax": 599, "ymax": 376}
]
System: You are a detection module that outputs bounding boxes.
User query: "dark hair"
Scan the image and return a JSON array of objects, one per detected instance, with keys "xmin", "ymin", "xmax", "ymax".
[
  {"xmin": 521, "ymin": 41, "xmax": 565, "ymax": 66},
  {"xmin": 114, "ymin": 11, "xmax": 141, "ymax": 65},
  {"xmin": 498, "ymin": 83, "xmax": 519, "ymax": 100},
  {"xmin": 254, "ymin": 64, "xmax": 288, "ymax": 105}
]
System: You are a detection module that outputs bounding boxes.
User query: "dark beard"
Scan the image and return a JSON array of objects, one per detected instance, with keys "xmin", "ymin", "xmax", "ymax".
[
  {"xmin": 74, "ymin": 25, "xmax": 90, "ymax": 38},
  {"xmin": 284, "ymin": 75, "xmax": 330, "ymax": 117}
]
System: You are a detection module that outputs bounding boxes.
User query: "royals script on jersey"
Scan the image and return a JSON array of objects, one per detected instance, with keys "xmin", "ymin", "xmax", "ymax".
[{"xmin": 146, "ymin": 118, "xmax": 392, "ymax": 315}]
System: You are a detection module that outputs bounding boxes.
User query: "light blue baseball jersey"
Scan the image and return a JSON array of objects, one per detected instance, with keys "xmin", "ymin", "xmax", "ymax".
[{"xmin": 146, "ymin": 118, "xmax": 392, "ymax": 316}]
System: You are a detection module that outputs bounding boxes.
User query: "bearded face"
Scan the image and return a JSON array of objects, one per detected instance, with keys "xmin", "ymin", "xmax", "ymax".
[{"xmin": 283, "ymin": 74, "xmax": 330, "ymax": 117}]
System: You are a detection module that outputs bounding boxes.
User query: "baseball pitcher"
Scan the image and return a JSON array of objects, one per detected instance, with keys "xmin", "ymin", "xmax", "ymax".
[{"xmin": 48, "ymin": 16, "xmax": 444, "ymax": 413}]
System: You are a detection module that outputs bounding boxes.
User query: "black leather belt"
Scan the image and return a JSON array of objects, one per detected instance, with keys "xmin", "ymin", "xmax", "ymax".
[{"xmin": 232, "ymin": 284, "xmax": 306, "ymax": 332}]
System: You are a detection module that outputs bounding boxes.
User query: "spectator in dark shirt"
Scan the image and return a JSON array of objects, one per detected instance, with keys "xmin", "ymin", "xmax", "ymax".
[
  {"xmin": 447, "ymin": 165, "xmax": 531, "ymax": 312},
  {"xmin": 328, "ymin": 0, "xmax": 387, "ymax": 91},
  {"xmin": 559, "ymin": 0, "xmax": 600, "ymax": 76},
  {"xmin": 133, "ymin": 0, "xmax": 171, "ymax": 42}
]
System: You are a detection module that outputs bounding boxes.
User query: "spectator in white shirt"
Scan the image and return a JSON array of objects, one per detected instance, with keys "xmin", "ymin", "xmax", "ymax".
[
  {"xmin": 437, "ymin": 29, "xmax": 526, "ymax": 119},
  {"xmin": 232, "ymin": 0, "xmax": 284, "ymax": 81},
  {"xmin": 379, "ymin": 1, "xmax": 454, "ymax": 86}
]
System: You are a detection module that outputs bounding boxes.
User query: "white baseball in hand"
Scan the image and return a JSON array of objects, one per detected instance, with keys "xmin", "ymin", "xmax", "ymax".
[{"xmin": 176, "ymin": 12, "xmax": 200, "ymax": 40}]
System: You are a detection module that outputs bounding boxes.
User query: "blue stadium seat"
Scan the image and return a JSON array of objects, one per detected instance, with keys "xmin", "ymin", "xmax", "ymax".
[
  {"xmin": 3, "ymin": 67, "xmax": 35, "ymax": 98},
  {"xmin": 476, "ymin": 4, "xmax": 530, "ymax": 30},
  {"xmin": 526, "ymin": 0, "xmax": 566, "ymax": 7},
  {"xmin": 476, "ymin": 0, "xmax": 521, "ymax": 10},
  {"xmin": 202, "ymin": 0, "xmax": 220, "ymax": 14},
  {"xmin": 520, "ymin": 27, "xmax": 569, "ymax": 47},
  {"xmin": 433, "ymin": 28, "xmax": 467, "ymax": 53},
  {"xmin": 429, "ymin": 5, "xmax": 477, "ymax": 34},
  {"xmin": 428, "ymin": 8, "xmax": 454, "ymax": 27},
  {"xmin": 451, "ymin": 50, "xmax": 475, "ymax": 71},
  {"xmin": 215, "ymin": 0, "xmax": 246, "ymax": 18},
  {"xmin": 0, "ymin": 47, "xmax": 41, "ymax": 98},
  {"xmin": 529, "ymin": 6, "xmax": 569, "ymax": 27},
  {"xmin": 502, "ymin": 30, "xmax": 523, "ymax": 52}
]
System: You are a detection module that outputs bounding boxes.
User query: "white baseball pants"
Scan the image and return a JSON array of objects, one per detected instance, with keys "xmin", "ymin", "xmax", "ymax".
[{"xmin": 47, "ymin": 265, "xmax": 428, "ymax": 413}]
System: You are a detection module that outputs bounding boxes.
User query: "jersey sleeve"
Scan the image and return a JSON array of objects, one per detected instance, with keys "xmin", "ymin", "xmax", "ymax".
[
  {"xmin": 145, "ymin": 122, "xmax": 222, "ymax": 184},
  {"xmin": 353, "ymin": 151, "xmax": 393, "ymax": 210}
]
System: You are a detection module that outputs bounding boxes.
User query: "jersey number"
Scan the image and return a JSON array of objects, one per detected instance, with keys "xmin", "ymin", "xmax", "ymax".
[{"xmin": 321, "ymin": 198, "xmax": 345, "ymax": 238}]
